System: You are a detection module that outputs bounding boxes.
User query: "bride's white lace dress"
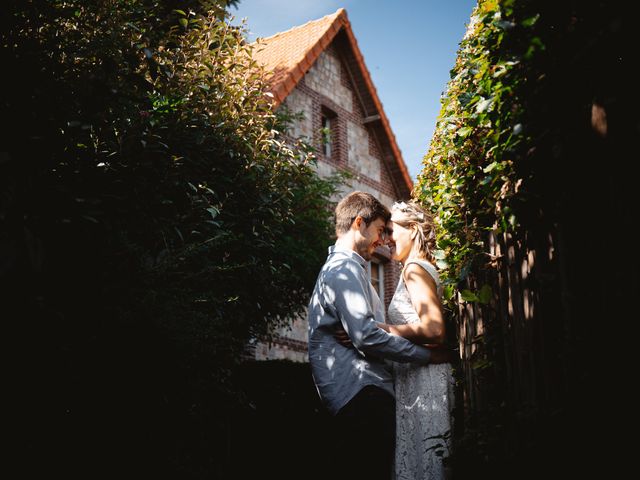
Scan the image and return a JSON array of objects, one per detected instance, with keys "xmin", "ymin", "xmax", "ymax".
[{"xmin": 387, "ymin": 260, "xmax": 455, "ymax": 480}]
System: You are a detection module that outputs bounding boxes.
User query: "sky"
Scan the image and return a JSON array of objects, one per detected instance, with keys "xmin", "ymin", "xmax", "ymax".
[{"xmin": 230, "ymin": 0, "xmax": 477, "ymax": 181}]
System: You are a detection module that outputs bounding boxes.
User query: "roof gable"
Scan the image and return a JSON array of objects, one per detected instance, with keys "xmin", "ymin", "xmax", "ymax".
[{"xmin": 251, "ymin": 8, "xmax": 413, "ymax": 194}]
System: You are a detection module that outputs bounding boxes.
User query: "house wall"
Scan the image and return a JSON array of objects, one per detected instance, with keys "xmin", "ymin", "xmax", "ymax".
[{"xmin": 253, "ymin": 43, "xmax": 405, "ymax": 362}]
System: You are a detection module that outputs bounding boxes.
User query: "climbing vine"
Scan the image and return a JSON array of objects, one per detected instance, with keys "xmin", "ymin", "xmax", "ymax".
[{"xmin": 415, "ymin": 0, "xmax": 544, "ymax": 302}]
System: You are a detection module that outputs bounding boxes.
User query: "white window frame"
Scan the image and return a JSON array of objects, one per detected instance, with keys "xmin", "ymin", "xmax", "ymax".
[{"xmin": 367, "ymin": 261, "xmax": 385, "ymax": 305}]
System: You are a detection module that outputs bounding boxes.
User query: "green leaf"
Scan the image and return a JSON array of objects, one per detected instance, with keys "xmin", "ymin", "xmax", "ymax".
[
  {"xmin": 483, "ymin": 161, "xmax": 499, "ymax": 173},
  {"xmin": 460, "ymin": 289, "xmax": 478, "ymax": 302},
  {"xmin": 480, "ymin": 175, "xmax": 493, "ymax": 186},
  {"xmin": 531, "ymin": 36, "xmax": 546, "ymax": 50},
  {"xmin": 495, "ymin": 20, "xmax": 515, "ymax": 30},
  {"xmin": 457, "ymin": 126, "xmax": 473, "ymax": 138},
  {"xmin": 458, "ymin": 92, "xmax": 475, "ymax": 107},
  {"xmin": 443, "ymin": 284, "xmax": 455, "ymax": 301},
  {"xmin": 206, "ymin": 207, "xmax": 220, "ymax": 219},
  {"xmin": 472, "ymin": 358, "xmax": 492, "ymax": 370},
  {"xmin": 179, "ymin": 18, "xmax": 188, "ymax": 28},
  {"xmin": 475, "ymin": 96, "xmax": 494, "ymax": 113},
  {"xmin": 477, "ymin": 284, "xmax": 492, "ymax": 304}
]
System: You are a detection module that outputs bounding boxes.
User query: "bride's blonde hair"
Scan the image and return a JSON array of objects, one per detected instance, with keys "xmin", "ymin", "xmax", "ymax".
[{"xmin": 391, "ymin": 201, "xmax": 437, "ymax": 264}]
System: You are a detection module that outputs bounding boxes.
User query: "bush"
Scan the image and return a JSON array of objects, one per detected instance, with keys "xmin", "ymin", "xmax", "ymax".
[{"xmin": 2, "ymin": 1, "xmax": 340, "ymax": 477}]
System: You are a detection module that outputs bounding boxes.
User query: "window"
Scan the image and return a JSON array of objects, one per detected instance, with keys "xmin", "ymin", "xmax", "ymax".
[
  {"xmin": 368, "ymin": 261, "xmax": 384, "ymax": 305},
  {"xmin": 320, "ymin": 106, "xmax": 336, "ymax": 159},
  {"xmin": 321, "ymin": 115, "xmax": 332, "ymax": 157}
]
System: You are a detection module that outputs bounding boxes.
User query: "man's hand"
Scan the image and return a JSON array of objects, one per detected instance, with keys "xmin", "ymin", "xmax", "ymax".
[{"xmin": 334, "ymin": 324, "xmax": 353, "ymax": 347}]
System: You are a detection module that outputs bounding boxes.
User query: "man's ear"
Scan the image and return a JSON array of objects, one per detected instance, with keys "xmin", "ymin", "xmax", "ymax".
[{"xmin": 353, "ymin": 215, "xmax": 363, "ymax": 230}]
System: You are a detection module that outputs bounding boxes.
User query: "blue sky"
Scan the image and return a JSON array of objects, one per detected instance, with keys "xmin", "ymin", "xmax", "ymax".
[{"xmin": 231, "ymin": 0, "xmax": 477, "ymax": 181}]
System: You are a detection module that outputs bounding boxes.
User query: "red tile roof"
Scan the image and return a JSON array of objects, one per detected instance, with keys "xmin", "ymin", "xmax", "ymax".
[{"xmin": 251, "ymin": 8, "xmax": 413, "ymax": 193}]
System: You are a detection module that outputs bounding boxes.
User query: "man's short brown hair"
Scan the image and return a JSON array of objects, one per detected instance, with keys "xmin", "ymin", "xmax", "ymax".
[{"xmin": 335, "ymin": 191, "xmax": 391, "ymax": 236}]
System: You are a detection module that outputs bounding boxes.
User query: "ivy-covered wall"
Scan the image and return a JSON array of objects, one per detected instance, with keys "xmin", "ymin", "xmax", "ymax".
[{"xmin": 416, "ymin": 0, "xmax": 633, "ymax": 477}]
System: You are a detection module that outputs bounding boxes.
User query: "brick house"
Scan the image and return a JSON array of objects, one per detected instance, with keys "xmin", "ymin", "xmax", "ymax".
[{"xmin": 249, "ymin": 8, "xmax": 414, "ymax": 361}]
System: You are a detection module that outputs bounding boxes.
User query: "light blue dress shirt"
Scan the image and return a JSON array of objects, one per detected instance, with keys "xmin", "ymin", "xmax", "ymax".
[{"xmin": 307, "ymin": 245, "xmax": 431, "ymax": 415}]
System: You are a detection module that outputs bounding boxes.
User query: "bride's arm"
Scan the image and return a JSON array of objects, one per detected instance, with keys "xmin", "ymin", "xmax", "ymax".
[{"xmin": 377, "ymin": 263, "xmax": 445, "ymax": 344}]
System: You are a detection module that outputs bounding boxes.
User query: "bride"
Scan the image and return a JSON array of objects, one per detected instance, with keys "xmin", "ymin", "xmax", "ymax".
[{"xmin": 379, "ymin": 200, "xmax": 455, "ymax": 480}]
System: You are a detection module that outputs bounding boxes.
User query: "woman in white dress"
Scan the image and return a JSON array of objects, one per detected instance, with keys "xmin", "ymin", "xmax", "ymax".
[{"xmin": 378, "ymin": 200, "xmax": 455, "ymax": 480}]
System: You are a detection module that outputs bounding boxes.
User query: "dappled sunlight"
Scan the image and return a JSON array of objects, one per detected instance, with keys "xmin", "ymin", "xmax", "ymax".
[
  {"xmin": 325, "ymin": 354, "xmax": 335, "ymax": 370},
  {"xmin": 401, "ymin": 395, "xmax": 448, "ymax": 414},
  {"xmin": 321, "ymin": 263, "xmax": 377, "ymax": 347},
  {"xmin": 350, "ymin": 358, "xmax": 384, "ymax": 381}
]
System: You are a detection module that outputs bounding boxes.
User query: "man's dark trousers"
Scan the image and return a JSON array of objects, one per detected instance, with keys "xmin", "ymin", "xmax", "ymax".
[{"xmin": 333, "ymin": 385, "xmax": 396, "ymax": 480}]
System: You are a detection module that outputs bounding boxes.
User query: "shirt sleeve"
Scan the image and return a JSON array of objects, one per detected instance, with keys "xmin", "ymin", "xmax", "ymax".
[{"xmin": 322, "ymin": 259, "xmax": 431, "ymax": 364}]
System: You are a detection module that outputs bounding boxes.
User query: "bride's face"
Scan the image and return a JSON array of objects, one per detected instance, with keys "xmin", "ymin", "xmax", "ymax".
[{"xmin": 387, "ymin": 218, "xmax": 414, "ymax": 264}]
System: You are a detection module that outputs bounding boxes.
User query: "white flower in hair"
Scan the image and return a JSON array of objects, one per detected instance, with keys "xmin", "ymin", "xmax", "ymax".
[{"xmin": 393, "ymin": 201, "xmax": 425, "ymax": 221}]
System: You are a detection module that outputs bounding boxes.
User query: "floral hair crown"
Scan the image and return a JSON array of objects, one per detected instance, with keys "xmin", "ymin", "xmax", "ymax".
[{"xmin": 392, "ymin": 201, "xmax": 425, "ymax": 221}]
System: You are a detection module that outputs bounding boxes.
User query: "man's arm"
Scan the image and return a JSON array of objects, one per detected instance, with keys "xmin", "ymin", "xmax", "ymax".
[
  {"xmin": 334, "ymin": 325, "xmax": 453, "ymax": 364},
  {"xmin": 324, "ymin": 260, "xmax": 431, "ymax": 364}
]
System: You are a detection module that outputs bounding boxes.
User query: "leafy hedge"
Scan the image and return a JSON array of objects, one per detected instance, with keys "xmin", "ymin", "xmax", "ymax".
[
  {"xmin": 416, "ymin": 0, "xmax": 632, "ymax": 476},
  {"xmin": 415, "ymin": 0, "xmax": 542, "ymax": 301},
  {"xmin": 415, "ymin": 0, "xmax": 555, "ymax": 465},
  {"xmin": 2, "ymin": 1, "xmax": 340, "ymax": 476}
]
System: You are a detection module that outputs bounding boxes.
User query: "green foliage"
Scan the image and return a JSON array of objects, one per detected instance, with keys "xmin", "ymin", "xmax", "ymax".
[
  {"xmin": 411, "ymin": 0, "xmax": 631, "ymax": 475},
  {"xmin": 413, "ymin": 0, "xmax": 552, "ymax": 470},
  {"xmin": 2, "ymin": 2, "xmax": 340, "ymax": 472},
  {"xmin": 415, "ymin": 0, "xmax": 542, "ymax": 300}
]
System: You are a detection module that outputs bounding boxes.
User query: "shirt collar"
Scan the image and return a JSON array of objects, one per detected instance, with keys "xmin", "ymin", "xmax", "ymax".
[{"xmin": 328, "ymin": 244, "xmax": 368, "ymax": 268}]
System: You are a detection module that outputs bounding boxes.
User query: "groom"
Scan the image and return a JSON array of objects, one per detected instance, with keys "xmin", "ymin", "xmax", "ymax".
[{"xmin": 307, "ymin": 191, "xmax": 449, "ymax": 480}]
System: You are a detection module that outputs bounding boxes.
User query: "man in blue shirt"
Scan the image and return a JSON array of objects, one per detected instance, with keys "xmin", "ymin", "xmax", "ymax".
[{"xmin": 307, "ymin": 191, "xmax": 449, "ymax": 480}]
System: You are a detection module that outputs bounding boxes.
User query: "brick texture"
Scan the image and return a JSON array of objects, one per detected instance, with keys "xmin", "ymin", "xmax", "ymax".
[{"xmin": 251, "ymin": 15, "xmax": 413, "ymax": 362}]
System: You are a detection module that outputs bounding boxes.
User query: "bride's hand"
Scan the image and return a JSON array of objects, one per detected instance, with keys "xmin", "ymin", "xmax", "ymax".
[{"xmin": 425, "ymin": 344, "xmax": 454, "ymax": 364}]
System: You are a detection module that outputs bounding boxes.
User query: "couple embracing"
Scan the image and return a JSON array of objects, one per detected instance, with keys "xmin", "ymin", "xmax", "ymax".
[{"xmin": 307, "ymin": 191, "xmax": 454, "ymax": 480}]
